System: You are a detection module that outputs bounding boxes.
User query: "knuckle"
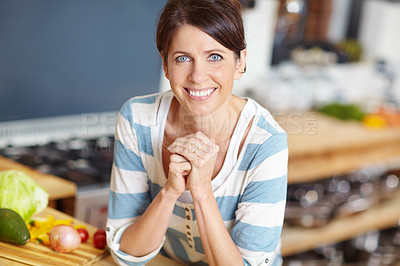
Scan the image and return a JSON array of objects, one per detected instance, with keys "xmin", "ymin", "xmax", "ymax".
[
  {"xmin": 169, "ymin": 164, "xmax": 178, "ymax": 172},
  {"xmin": 170, "ymin": 154, "xmax": 179, "ymax": 161},
  {"xmin": 182, "ymin": 142, "xmax": 192, "ymax": 149},
  {"xmin": 196, "ymin": 161, "xmax": 205, "ymax": 167},
  {"xmin": 214, "ymin": 143, "xmax": 220, "ymax": 152}
]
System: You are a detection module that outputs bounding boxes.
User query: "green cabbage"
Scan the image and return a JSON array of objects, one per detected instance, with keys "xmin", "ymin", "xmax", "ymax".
[{"xmin": 0, "ymin": 170, "xmax": 49, "ymax": 222}]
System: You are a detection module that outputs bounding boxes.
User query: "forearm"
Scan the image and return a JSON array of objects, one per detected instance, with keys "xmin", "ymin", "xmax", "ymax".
[
  {"xmin": 192, "ymin": 187, "xmax": 244, "ymax": 266},
  {"xmin": 119, "ymin": 186, "xmax": 179, "ymax": 257}
]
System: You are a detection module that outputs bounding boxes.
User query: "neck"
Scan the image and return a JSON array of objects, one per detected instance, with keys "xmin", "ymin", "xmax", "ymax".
[{"xmin": 173, "ymin": 98, "xmax": 240, "ymax": 140}]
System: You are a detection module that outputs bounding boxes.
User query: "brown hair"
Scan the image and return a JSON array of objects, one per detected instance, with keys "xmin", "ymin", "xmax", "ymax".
[{"xmin": 156, "ymin": 0, "xmax": 246, "ymax": 64}]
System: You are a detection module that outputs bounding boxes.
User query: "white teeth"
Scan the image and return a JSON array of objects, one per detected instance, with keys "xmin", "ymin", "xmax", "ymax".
[{"xmin": 188, "ymin": 88, "xmax": 215, "ymax": 97}]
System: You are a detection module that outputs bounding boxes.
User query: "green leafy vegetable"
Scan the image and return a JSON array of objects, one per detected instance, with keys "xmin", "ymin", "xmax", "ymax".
[
  {"xmin": 318, "ymin": 103, "xmax": 365, "ymax": 121},
  {"xmin": 0, "ymin": 170, "xmax": 49, "ymax": 222}
]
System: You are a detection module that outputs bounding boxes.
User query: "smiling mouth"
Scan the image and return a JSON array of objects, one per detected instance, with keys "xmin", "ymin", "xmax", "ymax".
[{"xmin": 184, "ymin": 88, "xmax": 216, "ymax": 98}]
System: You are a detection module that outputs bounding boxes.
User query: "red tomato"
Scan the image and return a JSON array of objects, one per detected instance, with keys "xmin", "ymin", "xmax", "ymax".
[
  {"xmin": 93, "ymin": 234, "xmax": 106, "ymax": 249},
  {"xmin": 76, "ymin": 228, "xmax": 89, "ymax": 243},
  {"xmin": 94, "ymin": 229, "xmax": 106, "ymax": 238}
]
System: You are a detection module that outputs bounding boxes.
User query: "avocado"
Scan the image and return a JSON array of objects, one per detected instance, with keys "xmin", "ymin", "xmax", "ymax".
[{"xmin": 0, "ymin": 208, "xmax": 30, "ymax": 245}]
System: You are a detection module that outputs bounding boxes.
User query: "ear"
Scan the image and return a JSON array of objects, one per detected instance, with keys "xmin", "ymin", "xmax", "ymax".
[
  {"xmin": 161, "ymin": 54, "xmax": 169, "ymax": 80},
  {"xmin": 234, "ymin": 49, "xmax": 247, "ymax": 80}
]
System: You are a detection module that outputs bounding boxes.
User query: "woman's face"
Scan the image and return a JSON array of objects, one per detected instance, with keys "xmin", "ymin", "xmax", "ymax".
[{"xmin": 163, "ymin": 25, "xmax": 246, "ymax": 116}]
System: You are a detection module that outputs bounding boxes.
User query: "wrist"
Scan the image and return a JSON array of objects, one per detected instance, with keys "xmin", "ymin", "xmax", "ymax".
[
  {"xmin": 190, "ymin": 184, "xmax": 213, "ymax": 203},
  {"xmin": 162, "ymin": 183, "xmax": 182, "ymax": 202}
]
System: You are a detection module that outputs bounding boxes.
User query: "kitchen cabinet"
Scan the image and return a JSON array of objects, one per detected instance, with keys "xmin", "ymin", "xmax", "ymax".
[{"xmin": 276, "ymin": 112, "xmax": 400, "ymax": 256}]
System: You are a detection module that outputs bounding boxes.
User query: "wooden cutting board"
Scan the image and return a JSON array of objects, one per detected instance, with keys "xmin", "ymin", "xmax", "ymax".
[{"xmin": 0, "ymin": 207, "xmax": 109, "ymax": 266}]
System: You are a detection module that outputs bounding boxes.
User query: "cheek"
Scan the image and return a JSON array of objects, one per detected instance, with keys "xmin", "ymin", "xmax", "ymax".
[
  {"xmin": 168, "ymin": 65, "xmax": 187, "ymax": 80},
  {"xmin": 214, "ymin": 67, "xmax": 236, "ymax": 84},
  {"xmin": 166, "ymin": 68, "xmax": 179, "ymax": 83}
]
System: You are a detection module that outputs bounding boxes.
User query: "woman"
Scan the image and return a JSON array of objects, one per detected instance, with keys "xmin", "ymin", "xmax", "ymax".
[{"xmin": 106, "ymin": 0, "xmax": 288, "ymax": 265}]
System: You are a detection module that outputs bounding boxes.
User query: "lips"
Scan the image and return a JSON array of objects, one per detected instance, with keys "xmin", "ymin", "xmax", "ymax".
[{"xmin": 184, "ymin": 88, "xmax": 216, "ymax": 99}]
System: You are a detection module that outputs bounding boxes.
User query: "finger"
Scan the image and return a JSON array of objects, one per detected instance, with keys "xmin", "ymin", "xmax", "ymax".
[
  {"xmin": 193, "ymin": 132, "xmax": 221, "ymax": 155},
  {"xmin": 170, "ymin": 154, "xmax": 192, "ymax": 173},
  {"xmin": 192, "ymin": 135, "xmax": 219, "ymax": 157},
  {"xmin": 169, "ymin": 162, "xmax": 192, "ymax": 175},
  {"xmin": 168, "ymin": 138, "xmax": 204, "ymax": 155},
  {"xmin": 194, "ymin": 131, "xmax": 213, "ymax": 146},
  {"xmin": 193, "ymin": 143, "xmax": 219, "ymax": 162},
  {"xmin": 170, "ymin": 154, "xmax": 189, "ymax": 163},
  {"xmin": 168, "ymin": 144, "xmax": 205, "ymax": 167},
  {"xmin": 169, "ymin": 156, "xmax": 192, "ymax": 175},
  {"xmin": 169, "ymin": 133, "xmax": 196, "ymax": 146},
  {"xmin": 168, "ymin": 132, "xmax": 204, "ymax": 151},
  {"xmin": 169, "ymin": 135, "xmax": 219, "ymax": 162}
]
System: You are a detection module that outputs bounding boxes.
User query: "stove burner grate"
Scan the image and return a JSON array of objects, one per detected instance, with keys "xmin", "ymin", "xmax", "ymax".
[{"xmin": 0, "ymin": 136, "xmax": 114, "ymax": 188}]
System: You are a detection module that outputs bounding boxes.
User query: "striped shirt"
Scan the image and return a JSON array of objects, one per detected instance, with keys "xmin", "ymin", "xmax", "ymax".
[{"xmin": 106, "ymin": 91, "xmax": 288, "ymax": 266}]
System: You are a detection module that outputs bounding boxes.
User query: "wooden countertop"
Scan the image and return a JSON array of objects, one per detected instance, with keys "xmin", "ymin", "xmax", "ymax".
[
  {"xmin": 0, "ymin": 253, "xmax": 182, "ymax": 266},
  {"xmin": 94, "ymin": 254, "xmax": 184, "ymax": 266},
  {"xmin": 275, "ymin": 112, "xmax": 400, "ymax": 183},
  {"xmin": 0, "ymin": 207, "xmax": 183, "ymax": 266},
  {"xmin": 277, "ymin": 112, "xmax": 400, "ymax": 257},
  {"xmin": 0, "ymin": 155, "xmax": 76, "ymax": 200}
]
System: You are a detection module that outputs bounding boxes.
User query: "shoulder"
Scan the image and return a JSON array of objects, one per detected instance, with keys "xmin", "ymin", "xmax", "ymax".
[
  {"xmin": 118, "ymin": 91, "xmax": 173, "ymax": 126},
  {"xmin": 245, "ymin": 98, "xmax": 286, "ymax": 139},
  {"xmin": 238, "ymin": 98, "xmax": 288, "ymax": 172}
]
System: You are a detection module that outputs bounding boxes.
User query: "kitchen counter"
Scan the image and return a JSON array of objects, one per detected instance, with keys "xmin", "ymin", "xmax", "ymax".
[
  {"xmin": 0, "ymin": 155, "xmax": 76, "ymax": 201},
  {"xmin": 277, "ymin": 112, "xmax": 400, "ymax": 257},
  {"xmin": 94, "ymin": 254, "xmax": 184, "ymax": 266},
  {"xmin": 0, "ymin": 207, "xmax": 183, "ymax": 266},
  {"xmin": 276, "ymin": 112, "xmax": 400, "ymax": 183},
  {"xmin": 2, "ymin": 112, "xmax": 400, "ymax": 263},
  {"xmin": 0, "ymin": 253, "xmax": 182, "ymax": 266}
]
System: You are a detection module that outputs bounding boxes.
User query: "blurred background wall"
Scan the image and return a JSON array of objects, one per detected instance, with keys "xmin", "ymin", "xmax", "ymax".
[{"xmin": 0, "ymin": 0, "xmax": 165, "ymax": 122}]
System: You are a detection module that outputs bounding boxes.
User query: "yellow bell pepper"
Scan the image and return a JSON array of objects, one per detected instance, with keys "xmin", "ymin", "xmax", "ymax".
[
  {"xmin": 362, "ymin": 114, "xmax": 387, "ymax": 129},
  {"xmin": 27, "ymin": 215, "xmax": 83, "ymax": 245}
]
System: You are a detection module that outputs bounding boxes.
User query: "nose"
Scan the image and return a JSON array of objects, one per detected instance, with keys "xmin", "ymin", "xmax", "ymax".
[{"xmin": 188, "ymin": 61, "xmax": 208, "ymax": 84}]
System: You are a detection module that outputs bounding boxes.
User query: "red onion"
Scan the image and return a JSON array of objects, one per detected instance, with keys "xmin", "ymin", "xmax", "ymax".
[{"xmin": 49, "ymin": 225, "xmax": 81, "ymax": 253}]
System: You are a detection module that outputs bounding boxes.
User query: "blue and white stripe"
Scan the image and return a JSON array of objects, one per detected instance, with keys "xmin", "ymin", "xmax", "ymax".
[{"xmin": 106, "ymin": 91, "xmax": 288, "ymax": 266}]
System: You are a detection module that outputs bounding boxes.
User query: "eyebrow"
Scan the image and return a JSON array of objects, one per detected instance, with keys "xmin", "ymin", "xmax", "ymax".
[
  {"xmin": 204, "ymin": 49, "xmax": 227, "ymax": 54},
  {"xmin": 171, "ymin": 49, "xmax": 227, "ymax": 56}
]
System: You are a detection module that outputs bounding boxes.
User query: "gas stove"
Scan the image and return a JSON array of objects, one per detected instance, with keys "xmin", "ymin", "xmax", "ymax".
[
  {"xmin": 0, "ymin": 135, "xmax": 114, "ymax": 228},
  {"xmin": 0, "ymin": 112, "xmax": 117, "ymax": 228},
  {"xmin": 0, "ymin": 136, "xmax": 114, "ymax": 190},
  {"xmin": 0, "ymin": 112, "xmax": 117, "ymax": 188}
]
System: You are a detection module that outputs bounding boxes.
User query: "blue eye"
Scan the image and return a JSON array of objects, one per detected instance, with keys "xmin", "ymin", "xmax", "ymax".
[
  {"xmin": 175, "ymin": 55, "xmax": 190, "ymax": 62},
  {"xmin": 209, "ymin": 54, "xmax": 222, "ymax": 61}
]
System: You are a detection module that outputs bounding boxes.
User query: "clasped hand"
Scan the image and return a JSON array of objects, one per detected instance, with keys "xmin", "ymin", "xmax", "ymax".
[{"xmin": 166, "ymin": 131, "xmax": 219, "ymax": 197}]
